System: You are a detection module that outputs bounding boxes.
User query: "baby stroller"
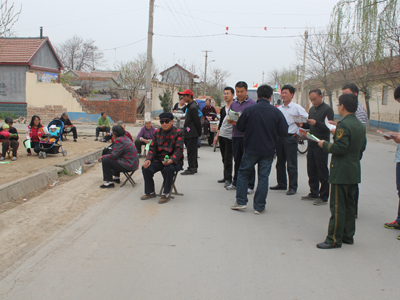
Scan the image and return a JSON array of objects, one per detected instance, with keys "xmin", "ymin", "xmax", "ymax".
[{"xmin": 38, "ymin": 119, "xmax": 67, "ymax": 159}]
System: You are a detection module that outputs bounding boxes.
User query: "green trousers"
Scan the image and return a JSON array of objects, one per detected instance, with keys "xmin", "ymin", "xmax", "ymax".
[{"xmin": 325, "ymin": 184, "xmax": 357, "ymax": 246}]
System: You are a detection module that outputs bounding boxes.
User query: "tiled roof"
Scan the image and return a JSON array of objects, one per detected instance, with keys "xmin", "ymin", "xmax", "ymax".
[
  {"xmin": 0, "ymin": 37, "xmax": 46, "ymax": 63},
  {"xmin": 160, "ymin": 63, "xmax": 199, "ymax": 78},
  {"xmin": 90, "ymin": 70, "xmax": 119, "ymax": 80}
]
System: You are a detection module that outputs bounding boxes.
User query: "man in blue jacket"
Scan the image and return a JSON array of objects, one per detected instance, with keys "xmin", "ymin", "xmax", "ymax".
[{"xmin": 231, "ymin": 85, "xmax": 288, "ymax": 214}]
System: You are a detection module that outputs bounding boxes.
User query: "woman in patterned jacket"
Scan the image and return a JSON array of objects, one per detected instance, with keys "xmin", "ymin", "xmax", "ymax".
[{"xmin": 98, "ymin": 125, "xmax": 139, "ymax": 188}]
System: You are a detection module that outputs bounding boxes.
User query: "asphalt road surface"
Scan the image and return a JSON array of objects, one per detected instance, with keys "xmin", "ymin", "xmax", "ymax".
[{"xmin": 0, "ymin": 134, "xmax": 398, "ymax": 300}]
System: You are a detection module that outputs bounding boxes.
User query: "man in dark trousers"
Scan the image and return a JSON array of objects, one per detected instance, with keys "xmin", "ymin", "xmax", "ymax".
[
  {"xmin": 316, "ymin": 93, "xmax": 366, "ymax": 249},
  {"xmin": 180, "ymin": 89, "xmax": 201, "ymax": 175},
  {"xmin": 60, "ymin": 112, "xmax": 78, "ymax": 142},
  {"xmin": 297, "ymin": 89, "xmax": 334, "ymax": 206},
  {"xmin": 231, "ymin": 85, "xmax": 288, "ymax": 214}
]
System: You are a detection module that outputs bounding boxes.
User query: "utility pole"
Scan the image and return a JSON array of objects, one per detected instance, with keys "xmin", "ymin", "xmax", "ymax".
[
  {"xmin": 145, "ymin": 0, "xmax": 155, "ymax": 121},
  {"xmin": 202, "ymin": 50, "xmax": 212, "ymax": 95},
  {"xmin": 296, "ymin": 65, "xmax": 300, "ymax": 103},
  {"xmin": 300, "ymin": 30, "xmax": 308, "ymax": 107}
]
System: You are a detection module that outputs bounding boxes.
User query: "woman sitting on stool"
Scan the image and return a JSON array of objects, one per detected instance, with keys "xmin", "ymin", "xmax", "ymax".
[{"xmin": 98, "ymin": 125, "xmax": 139, "ymax": 188}]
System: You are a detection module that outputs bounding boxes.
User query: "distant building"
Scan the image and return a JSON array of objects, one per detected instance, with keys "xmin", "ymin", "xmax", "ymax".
[
  {"xmin": 0, "ymin": 37, "xmax": 64, "ymax": 116},
  {"xmin": 160, "ymin": 63, "xmax": 199, "ymax": 90},
  {"xmin": 64, "ymin": 69, "xmax": 120, "ymax": 91}
]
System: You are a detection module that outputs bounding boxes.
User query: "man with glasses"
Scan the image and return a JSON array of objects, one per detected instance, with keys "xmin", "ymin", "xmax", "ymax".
[{"xmin": 141, "ymin": 112, "xmax": 184, "ymax": 204}]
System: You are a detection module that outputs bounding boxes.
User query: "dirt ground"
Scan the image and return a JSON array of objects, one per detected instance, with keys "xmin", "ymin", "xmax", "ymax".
[
  {"xmin": 0, "ymin": 137, "xmax": 107, "ymax": 185},
  {"xmin": 0, "ymin": 162, "xmax": 141, "ymax": 277}
]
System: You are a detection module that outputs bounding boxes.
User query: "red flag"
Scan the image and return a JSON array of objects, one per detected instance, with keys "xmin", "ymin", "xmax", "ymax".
[{"xmin": 254, "ymin": 83, "xmax": 258, "ymax": 88}]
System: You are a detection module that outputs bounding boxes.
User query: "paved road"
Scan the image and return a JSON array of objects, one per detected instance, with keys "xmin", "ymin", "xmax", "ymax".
[{"xmin": 0, "ymin": 134, "xmax": 398, "ymax": 300}]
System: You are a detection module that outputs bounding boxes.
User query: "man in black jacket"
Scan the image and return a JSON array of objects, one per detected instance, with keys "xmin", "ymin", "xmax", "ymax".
[
  {"xmin": 180, "ymin": 89, "xmax": 201, "ymax": 175},
  {"xmin": 297, "ymin": 89, "xmax": 334, "ymax": 206},
  {"xmin": 231, "ymin": 85, "xmax": 288, "ymax": 214}
]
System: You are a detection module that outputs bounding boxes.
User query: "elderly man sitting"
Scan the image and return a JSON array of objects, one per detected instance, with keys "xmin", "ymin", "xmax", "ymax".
[{"xmin": 141, "ymin": 112, "xmax": 184, "ymax": 204}]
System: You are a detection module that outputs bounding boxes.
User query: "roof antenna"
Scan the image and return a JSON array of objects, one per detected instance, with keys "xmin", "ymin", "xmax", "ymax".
[{"xmin": 40, "ymin": 27, "xmax": 43, "ymax": 39}]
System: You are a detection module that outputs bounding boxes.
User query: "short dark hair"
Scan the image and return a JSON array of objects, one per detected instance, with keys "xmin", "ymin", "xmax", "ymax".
[
  {"xmin": 224, "ymin": 86, "xmax": 235, "ymax": 94},
  {"xmin": 29, "ymin": 115, "xmax": 42, "ymax": 128},
  {"xmin": 342, "ymin": 83, "xmax": 359, "ymax": 95},
  {"xmin": 281, "ymin": 85, "xmax": 295, "ymax": 95},
  {"xmin": 257, "ymin": 85, "xmax": 273, "ymax": 100},
  {"xmin": 235, "ymin": 81, "xmax": 248, "ymax": 90},
  {"xmin": 338, "ymin": 93, "xmax": 358, "ymax": 113},
  {"xmin": 394, "ymin": 85, "xmax": 400, "ymax": 100},
  {"xmin": 61, "ymin": 112, "xmax": 68, "ymax": 118},
  {"xmin": 101, "ymin": 111, "xmax": 106, "ymax": 116},
  {"xmin": 4, "ymin": 116, "xmax": 13, "ymax": 125},
  {"xmin": 309, "ymin": 89, "xmax": 322, "ymax": 96},
  {"xmin": 205, "ymin": 98, "xmax": 211, "ymax": 103},
  {"xmin": 112, "ymin": 125, "xmax": 125, "ymax": 138}
]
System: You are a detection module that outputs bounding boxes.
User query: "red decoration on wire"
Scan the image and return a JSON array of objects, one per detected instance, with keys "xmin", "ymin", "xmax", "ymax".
[
  {"xmin": 226, "ymin": 27, "xmax": 229, "ymax": 31},
  {"xmin": 264, "ymin": 27, "xmax": 267, "ymax": 31}
]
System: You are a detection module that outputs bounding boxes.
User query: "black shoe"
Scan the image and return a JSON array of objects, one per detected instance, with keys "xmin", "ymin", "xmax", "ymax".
[
  {"xmin": 301, "ymin": 194, "xmax": 318, "ymax": 200},
  {"xmin": 100, "ymin": 183, "xmax": 115, "ymax": 188},
  {"xmin": 94, "ymin": 138, "xmax": 98, "ymax": 141},
  {"xmin": 73, "ymin": 139, "xmax": 77, "ymax": 142},
  {"xmin": 192, "ymin": 168, "xmax": 198, "ymax": 173},
  {"xmin": 286, "ymin": 189, "xmax": 297, "ymax": 195},
  {"xmin": 224, "ymin": 180, "xmax": 231, "ymax": 188},
  {"xmin": 313, "ymin": 198, "xmax": 327, "ymax": 205},
  {"xmin": 181, "ymin": 169, "xmax": 195, "ymax": 175},
  {"xmin": 270, "ymin": 185, "xmax": 286, "ymax": 190},
  {"xmin": 113, "ymin": 178, "xmax": 121, "ymax": 184},
  {"xmin": 217, "ymin": 179, "xmax": 225, "ymax": 183},
  {"xmin": 316, "ymin": 242, "xmax": 341, "ymax": 249}
]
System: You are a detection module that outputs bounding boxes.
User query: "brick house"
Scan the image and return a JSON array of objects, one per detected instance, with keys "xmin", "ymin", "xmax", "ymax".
[{"xmin": 0, "ymin": 37, "xmax": 64, "ymax": 117}]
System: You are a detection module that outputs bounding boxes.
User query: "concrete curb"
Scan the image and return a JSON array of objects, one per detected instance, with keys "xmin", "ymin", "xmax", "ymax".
[{"xmin": 0, "ymin": 149, "xmax": 103, "ymax": 204}]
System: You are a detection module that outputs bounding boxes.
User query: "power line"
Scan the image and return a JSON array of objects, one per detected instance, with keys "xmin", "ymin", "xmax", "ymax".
[{"xmin": 100, "ymin": 38, "xmax": 147, "ymax": 51}]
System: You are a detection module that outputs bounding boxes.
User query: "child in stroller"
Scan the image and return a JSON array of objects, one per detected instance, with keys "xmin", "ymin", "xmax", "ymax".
[
  {"xmin": 38, "ymin": 119, "xmax": 67, "ymax": 159},
  {"xmin": 41, "ymin": 125, "xmax": 60, "ymax": 143}
]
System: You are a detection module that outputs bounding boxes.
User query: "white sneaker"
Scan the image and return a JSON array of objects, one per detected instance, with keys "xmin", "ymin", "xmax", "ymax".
[
  {"xmin": 254, "ymin": 209, "xmax": 265, "ymax": 215},
  {"xmin": 0, "ymin": 157, "xmax": 4, "ymax": 161},
  {"xmin": 226, "ymin": 184, "xmax": 236, "ymax": 190},
  {"xmin": 231, "ymin": 202, "xmax": 247, "ymax": 210},
  {"xmin": 247, "ymin": 188, "xmax": 254, "ymax": 194},
  {"xmin": 11, "ymin": 157, "xmax": 17, "ymax": 161}
]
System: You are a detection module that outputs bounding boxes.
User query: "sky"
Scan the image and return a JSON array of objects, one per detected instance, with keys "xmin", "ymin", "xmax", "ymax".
[{"xmin": 11, "ymin": 0, "xmax": 340, "ymax": 88}]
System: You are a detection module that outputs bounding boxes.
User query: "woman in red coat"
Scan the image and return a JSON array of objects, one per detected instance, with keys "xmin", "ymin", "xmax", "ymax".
[{"xmin": 25, "ymin": 115, "xmax": 44, "ymax": 155}]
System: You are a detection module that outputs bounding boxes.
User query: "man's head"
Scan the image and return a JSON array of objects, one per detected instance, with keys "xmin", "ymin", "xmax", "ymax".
[
  {"xmin": 101, "ymin": 111, "xmax": 107, "ymax": 119},
  {"xmin": 61, "ymin": 112, "xmax": 69, "ymax": 120},
  {"xmin": 281, "ymin": 85, "xmax": 295, "ymax": 104},
  {"xmin": 394, "ymin": 85, "xmax": 400, "ymax": 103},
  {"xmin": 2, "ymin": 124, "xmax": 9, "ymax": 131},
  {"xmin": 224, "ymin": 87, "xmax": 234, "ymax": 103},
  {"xmin": 235, "ymin": 81, "xmax": 248, "ymax": 102},
  {"xmin": 178, "ymin": 89, "xmax": 194, "ymax": 103},
  {"xmin": 205, "ymin": 98, "xmax": 211, "ymax": 107},
  {"xmin": 111, "ymin": 125, "xmax": 125, "ymax": 138},
  {"xmin": 4, "ymin": 116, "xmax": 13, "ymax": 126},
  {"xmin": 117, "ymin": 120, "xmax": 126, "ymax": 130},
  {"xmin": 338, "ymin": 93, "xmax": 358, "ymax": 117},
  {"xmin": 309, "ymin": 89, "xmax": 324, "ymax": 107},
  {"xmin": 159, "ymin": 112, "xmax": 174, "ymax": 131},
  {"xmin": 257, "ymin": 85, "xmax": 273, "ymax": 100},
  {"xmin": 49, "ymin": 125, "xmax": 57, "ymax": 132},
  {"xmin": 342, "ymin": 83, "xmax": 359, "ymax": 96},
  {"xmin": 144, "ymin": 121, "xmax": 152, "ymax": 129}
]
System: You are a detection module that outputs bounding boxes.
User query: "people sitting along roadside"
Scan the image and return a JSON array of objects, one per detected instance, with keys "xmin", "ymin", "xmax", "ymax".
[
  {"xmin": 41, "ymin": 125, "xmax": 59, "ymax": 143},
  {"xmin": 0, "ymin": 117, "xmax": 19, "ymax": 161},
  {"xmin": 381, "ymin": 85, "xmax": 400, "ymax": 241},
  {"xmin": 230, "ymin": 85, "xmax": 288, "ymax": 214},
  {"xmin": 59, "ymin": 112, "xmax": 78, "ymax": 142},
  {"xmin": 98, "ymin": 125, "xmax": 139, "ymax": 188},
  {"xmin": 141, "ymin": 112, "xmax": 184, "ymax": 204},
  {"xmin": 316, "ymin": 93, "xmax": 367, "ymax": 249},
  {"xmin": 25, "ymin": 115, "xmax": 44, "ymax": 156},
  {"xmin": 135, "ymin": 120, "xmax": 156, "ymax": 158},
  {"xmin": 95, "ymin": 111, "xmax": 110, "ymax": 141}
]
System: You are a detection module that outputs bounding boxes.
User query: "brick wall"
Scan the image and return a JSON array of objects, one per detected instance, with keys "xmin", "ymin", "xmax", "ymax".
[
  {"xmin": 27, "ymin": 105, "xmax": 67, "ymax": 125},
  {"xmin": 78, "ymin": 98, "xmax": 137, "ymax": 123}
]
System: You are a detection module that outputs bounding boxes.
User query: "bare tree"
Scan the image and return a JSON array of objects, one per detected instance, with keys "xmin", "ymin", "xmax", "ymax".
[
  {"xmin": 117, "ymin": 52, "xmax": 157, "ymax": 99},
  {"xmin": 56, "ymin": 35, "xmax": 104, "ymax": 71},
  {"xmin": 267, "ymin": 68, "xmax": 297, "ymax": 87},
  {"xmin": 206, "ymin": 68, "xmax": 230, "ymax": 106},
  {"xmin": 0, "ymin": 0, "xmax": 21, "ymax": 37}
]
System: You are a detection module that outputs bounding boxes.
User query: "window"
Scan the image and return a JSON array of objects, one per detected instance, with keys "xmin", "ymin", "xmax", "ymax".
[{"xmin": 382, "ymin": 86, "xmax": 388, "ymax": 105}]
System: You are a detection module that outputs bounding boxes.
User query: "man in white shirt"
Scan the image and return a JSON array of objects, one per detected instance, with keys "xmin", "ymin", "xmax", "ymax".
[{"xmin": 270, "ymin": 85, "xmax": 308, "ymax": 195}]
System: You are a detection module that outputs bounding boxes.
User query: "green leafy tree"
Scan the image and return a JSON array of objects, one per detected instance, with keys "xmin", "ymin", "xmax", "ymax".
[{"xmin": 159, "ymin": 89, "xmax": 172, "ymax": 112}]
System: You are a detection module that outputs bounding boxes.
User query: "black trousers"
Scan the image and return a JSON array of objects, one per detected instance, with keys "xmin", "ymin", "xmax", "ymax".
[
  {"xmin": 276, "ymin": 135, "xmax": 298, "ymax": 190},
  {"xmin": 203, "ymin": 119, "xmax": 210, "ymax": 136},
  {"xmin": 142, "ymin": 161, "xmax": 181, "ymax": 195},
  {"xmin": 102, "ymin": 156, "xmax": 132, "ymax": 182},
  {"xmin": 219, "ymin": 136, "xmax": 233, "ymax": 181},
  {"xmin": 96, "ymin": 126, "xmax": 110, "ymax": 137},
  {"xmin": 307, "ymin": 146, "xmax": 329, "ymax": 201},
  {"xmin": 232, "ymin": 137, "xmax": 255, "ymax": 189},
  {"xmin": 64, "ymin": 126, "xmax": 78, "ymax": 139},
  {"xmin": 135, "ymin": 140, "xmax": 146, "ymax": 154},
  {"xmin": 2, "ymin": 140, "xmax": 19, "ymax": 157},
  {"xmin": 26, "ymin": 141, "xmax": 40, "ymax": 154},
  {"xmin": 185, "ymin": 137, "xmax": 198, "ymax": 170},
  {"xmin": 354, "ymin": 153, "xmax": 363, "ymax": 215}
]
